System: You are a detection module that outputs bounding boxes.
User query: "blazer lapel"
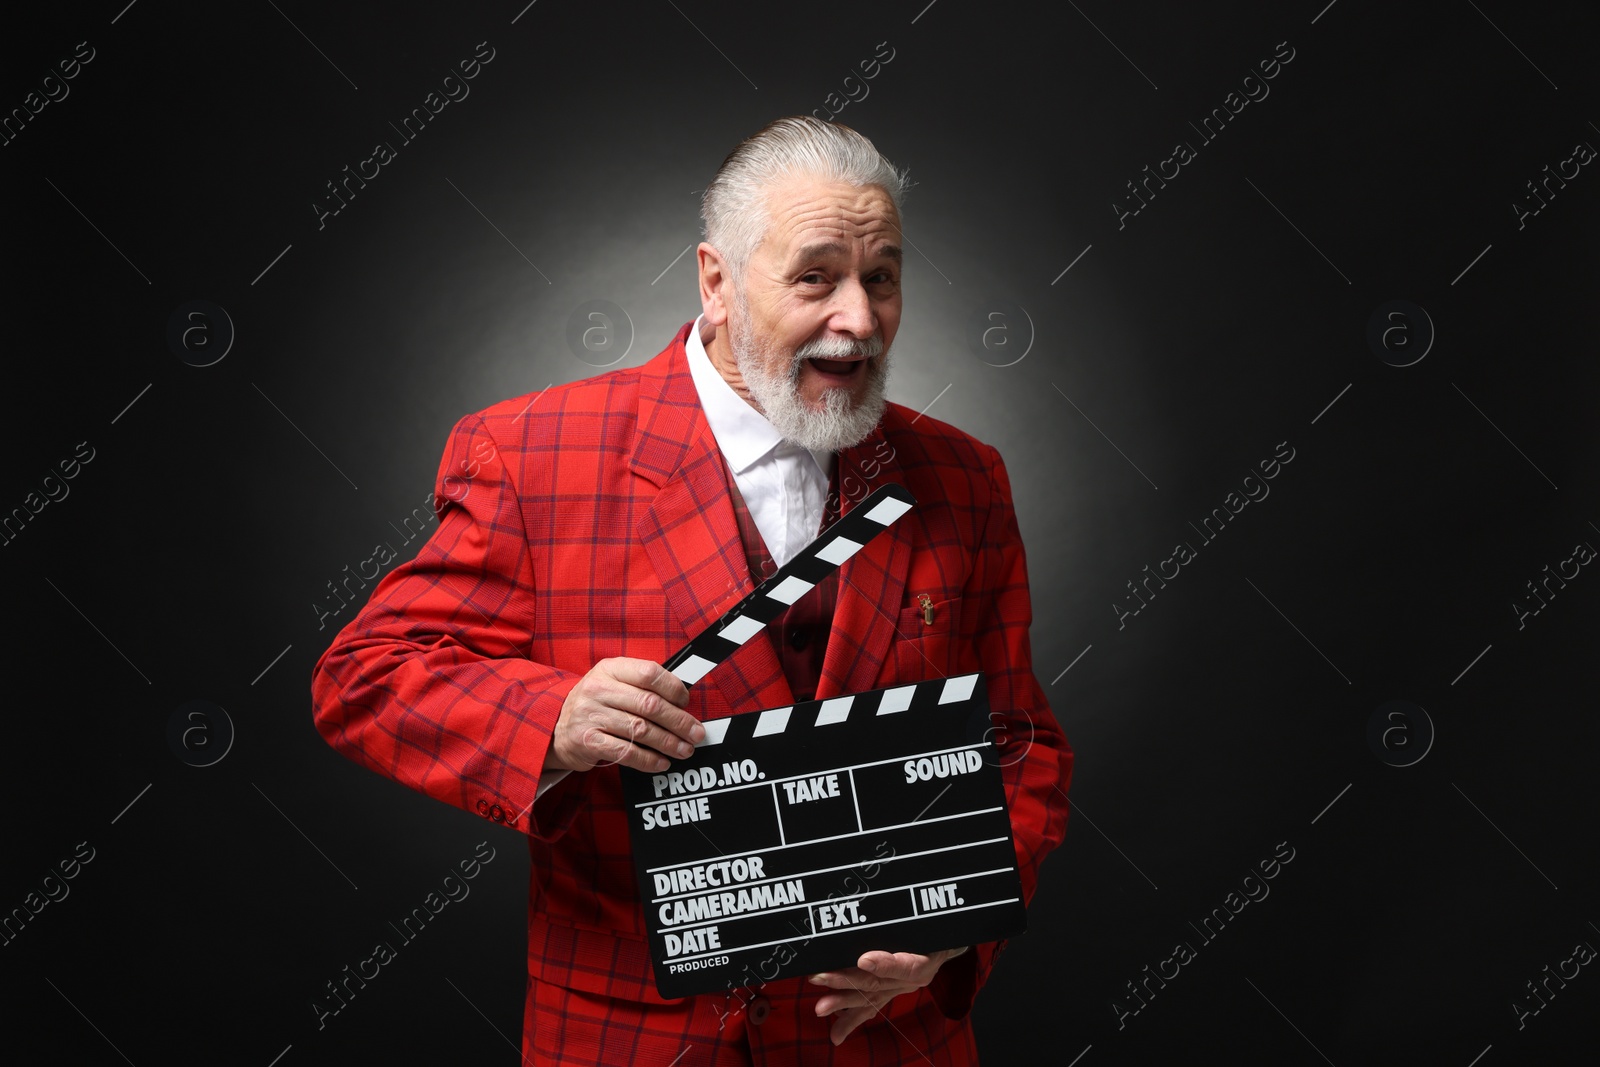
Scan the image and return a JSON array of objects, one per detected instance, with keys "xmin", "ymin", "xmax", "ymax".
[
  {"xmin": 816, "ymin": 422, "xmax": 913, "ymax": 700},
  {"xmin": 631, "ymin": 324, "xmax": 794, "ymax": 716}
]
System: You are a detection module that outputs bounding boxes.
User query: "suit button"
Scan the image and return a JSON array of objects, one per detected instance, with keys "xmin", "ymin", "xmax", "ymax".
[
  {"xmin": 789, "ymin": 628, "xmax": 809, "ymax": 651},
  {"xmin": 749, "ymin": 995, "xmax": 771, "ymax": 1025}
]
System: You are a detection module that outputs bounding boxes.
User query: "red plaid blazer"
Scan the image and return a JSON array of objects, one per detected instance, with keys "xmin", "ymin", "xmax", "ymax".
[{"xmin": 310, "ymin": 321, "xmax": 1074, "ymax": 1064}]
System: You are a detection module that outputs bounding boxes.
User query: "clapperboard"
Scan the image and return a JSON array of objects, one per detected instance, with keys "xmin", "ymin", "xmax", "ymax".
[{"xmin": 620, "ymin": 484, "xmax": 1027, "ymax": 998}]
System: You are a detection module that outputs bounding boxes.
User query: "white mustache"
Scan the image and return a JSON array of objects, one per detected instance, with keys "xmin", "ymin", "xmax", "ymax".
[{"xmin": 794, "ymin": 333, "xmax": 884, "ymax": 362}]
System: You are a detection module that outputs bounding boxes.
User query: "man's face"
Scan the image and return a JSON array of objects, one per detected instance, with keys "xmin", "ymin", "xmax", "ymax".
[{"xmin": 725, "ymin": 177, "xmax": 903, "ymax": 452}]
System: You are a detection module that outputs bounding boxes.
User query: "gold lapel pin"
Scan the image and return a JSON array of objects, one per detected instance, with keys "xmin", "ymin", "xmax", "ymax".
[{"xmin": 918, "ymin": 593, "xmax": 935, "ymax": 625}]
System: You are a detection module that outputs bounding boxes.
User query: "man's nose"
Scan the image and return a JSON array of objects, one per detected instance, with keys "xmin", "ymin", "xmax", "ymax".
[{"xmin": 828, "ymin": 277, "xmax": 876, "ymax": 341}]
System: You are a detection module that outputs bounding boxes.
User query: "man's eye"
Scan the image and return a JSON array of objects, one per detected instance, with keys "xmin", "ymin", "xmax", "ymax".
[{"xmin": 800, "ymin": 273, "xmax": 827, "ymax": 284}]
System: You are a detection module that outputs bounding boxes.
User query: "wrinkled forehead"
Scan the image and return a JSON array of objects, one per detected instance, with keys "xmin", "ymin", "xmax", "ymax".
[{"xmin": 758, "ymin": 178, "xmax": 902, "ymax": 264}]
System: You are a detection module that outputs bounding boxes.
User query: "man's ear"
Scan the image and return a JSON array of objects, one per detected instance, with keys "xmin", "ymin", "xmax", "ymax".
[{"xmin": 698, "ymin": 243, "xmax": 732, "ymax": 327}]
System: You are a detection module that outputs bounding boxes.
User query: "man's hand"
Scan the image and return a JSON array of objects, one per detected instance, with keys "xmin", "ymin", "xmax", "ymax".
[
  {"xmin": 545, "ymin": 658, "xmax": 702, "ymax": 774},
  {"xmin": 809, "ymin": 946, "xmax": 968, "ymax": 1045}
]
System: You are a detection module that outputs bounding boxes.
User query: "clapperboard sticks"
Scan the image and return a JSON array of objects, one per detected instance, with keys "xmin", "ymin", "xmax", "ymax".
[
  {"xmin": 661, "ymin": 482, "xmax": 916, "ymax": 688},
  {"xmin": 672, "ymin": 671, "xmax": 979, "ymax": 749}
]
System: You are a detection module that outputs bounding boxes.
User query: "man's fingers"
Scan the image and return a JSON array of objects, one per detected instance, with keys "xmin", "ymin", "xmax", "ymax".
[
  {"xmin": 814, "ymin": 989, "xmax": 876, "ymax": 1015},
  {"xmin": 609, "ymin": 657, "xmax": 692, "ymax": 708},
  {"xmin": 600, "ymin": 659, "xmax": 702, "ymax": 744},
  {"xmin": 556, "ymin": 659, "xmax": 703, "ymax": 774},
  {"xmin": 585, "ymin": 716, "xmax": 691, "ymax": 767},
  {"xmin": 625, "ymin": 686, "xmax": 704, "ymax": 747},
  {"xmin": 808, "ymin": 967, "xmax": 888, "ymax": 993},
  {"xmin": 647, "ymin": 661, "xmax": 693, "ymax": 709},
  {"xmin": 809, "ymin": 959, "xmax": 938, "ymax": 1043},
  {"xmin": 830, "ymin": 1004, "xmax": 877, "ymax": 1045},
  {"xmin": 578, "ymin": 722, "xmax": 674, "ymax": 773},
  {"xmin": 596, "ymin": 707, "xmax": 696, "ymax": 761},
  {"xmin": 858, "ymin": 950, "xmax": 931, "ymax": 982}
]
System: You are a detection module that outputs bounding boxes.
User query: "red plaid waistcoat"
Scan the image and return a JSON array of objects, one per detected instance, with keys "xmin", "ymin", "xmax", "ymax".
[{"xmin": 717, "ymin": 451, "xmax": 842, "ymax": 704}]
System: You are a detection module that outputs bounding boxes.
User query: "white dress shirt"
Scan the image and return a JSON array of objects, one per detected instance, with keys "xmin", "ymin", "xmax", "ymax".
[
  {"xmin": 684, "ymin": 313, "xmax": 834, "ymax": 569},
  {"xmin": 534, "ymin": 315, "xmax": 832, "ymax": 802}
]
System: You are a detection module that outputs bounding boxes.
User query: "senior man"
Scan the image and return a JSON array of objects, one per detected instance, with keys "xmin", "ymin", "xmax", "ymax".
[{"xmin": 311, "ymin": 115, "xmax": 1073, "ymax": 1065}]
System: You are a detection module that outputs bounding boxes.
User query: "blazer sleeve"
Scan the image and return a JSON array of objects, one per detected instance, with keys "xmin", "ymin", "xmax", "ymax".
[
  {"xmin": 927, "ymin": 442, "xmax": 1074, "ymax": 1019},
  {"xmin": 310, "ymin": 412, "xmax": 590, "ymax": 842}
]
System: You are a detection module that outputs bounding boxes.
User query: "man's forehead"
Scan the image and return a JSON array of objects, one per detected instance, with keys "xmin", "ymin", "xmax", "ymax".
[{"xmin": 762, "ymin": 179, "xmax": 900, "ymax": 259}]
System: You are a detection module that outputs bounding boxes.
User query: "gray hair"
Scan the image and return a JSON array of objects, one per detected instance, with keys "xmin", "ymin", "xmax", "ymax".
[{"xmin": 700, "ymin": 116, "xmax": 911, "ymax": 290}]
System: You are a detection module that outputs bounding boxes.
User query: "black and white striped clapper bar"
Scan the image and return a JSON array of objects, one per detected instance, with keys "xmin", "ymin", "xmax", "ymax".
[
  {"xmin": 660, "ymin": 482, "xmax": 917, "ymax": 687},
  {"xmin": 621, "ymin": 484, "xmax": 1028, "ymax": 999}
]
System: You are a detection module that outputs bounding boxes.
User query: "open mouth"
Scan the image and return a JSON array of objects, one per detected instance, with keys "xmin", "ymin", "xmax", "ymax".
[{"xmin": 805, "ymin": 356, "xmax": 866, "ymax": 379}]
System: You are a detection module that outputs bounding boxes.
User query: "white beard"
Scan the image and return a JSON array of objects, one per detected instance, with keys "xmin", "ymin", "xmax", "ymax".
[{"xmin": 728, "ymin": 293, "xmax": 891, "ymax": 453}]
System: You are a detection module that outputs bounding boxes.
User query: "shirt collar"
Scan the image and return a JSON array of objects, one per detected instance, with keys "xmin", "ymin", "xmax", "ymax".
[{"xmin": 685, "ymin": 314, "xmax": 831, "ymax": 479}]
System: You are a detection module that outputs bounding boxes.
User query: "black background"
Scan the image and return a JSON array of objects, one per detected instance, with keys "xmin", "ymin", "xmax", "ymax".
[{"xmin": 5, "ymin": 1, "xmax": 1599, "ymax": 1064}]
